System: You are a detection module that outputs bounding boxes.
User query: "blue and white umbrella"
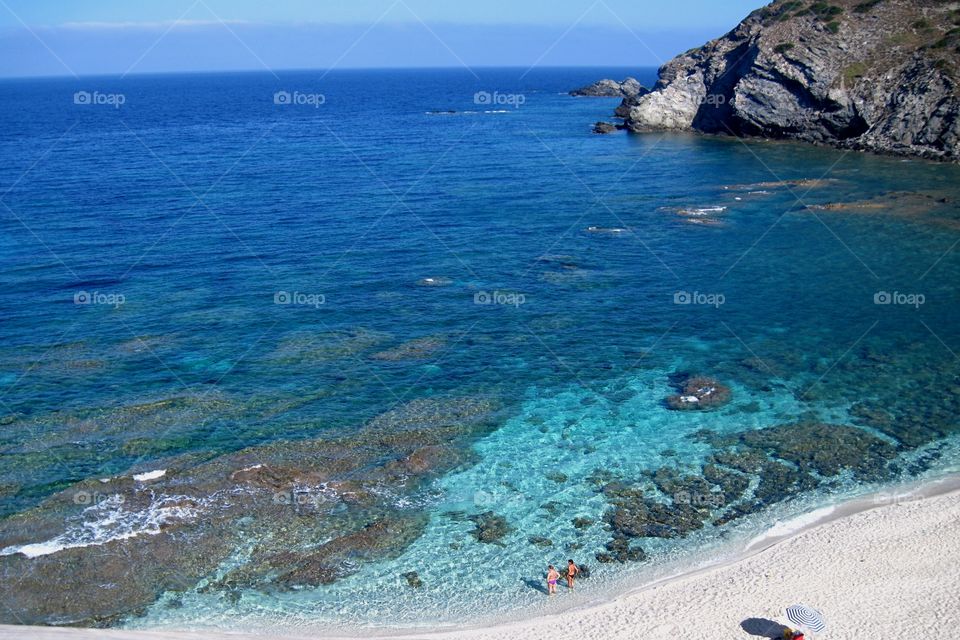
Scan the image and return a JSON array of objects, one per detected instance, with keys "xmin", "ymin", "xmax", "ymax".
[{"xmin": 786, "ymin": 604, "xmax": 827, "ymax": 634}]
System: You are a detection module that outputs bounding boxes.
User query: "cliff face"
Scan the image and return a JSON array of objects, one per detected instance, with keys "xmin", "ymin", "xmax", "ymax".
[{"xmin": 621, "ymin": 0, "xmax": 960, "ymax": 161}]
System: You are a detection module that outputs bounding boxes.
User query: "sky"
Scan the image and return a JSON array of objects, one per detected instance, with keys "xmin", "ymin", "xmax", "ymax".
[{"xmin": 0, "ymin": 0, "xmax": 765, "ymax": 78}]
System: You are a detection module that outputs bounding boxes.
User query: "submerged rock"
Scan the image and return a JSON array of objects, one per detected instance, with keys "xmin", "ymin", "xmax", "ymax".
[
  {"xmin": 469, "ymin": 511, "xmax": 511, "ymax": 544},
  {"xmin": 402, "ymin": 571, "xmax": 423, "ymax": 588},
  {"xmin": 371, "ymin": 336, "xmax": 446, "ymax": 361},
  {"xmin": 740, "ymin": 422, "xmax": 898, "ymax": 480},
  {"xmin": 528, "ymin": 535, "xmax": 553, "ymax": 548},
  {"xmin": 666, "ymin": 375, "xmax": 732, "ymax": 411},
  {"xmin": 0, "ymin": 396, "xmax": 497, "ymax": 626},
  {"xmin": 604, "ymin": 490, "xmax": 709, "ymax": 540},
  {"xmin": 269, "ymin": 328, "xmax": 389, "ymax": 365},
  {"xmin": 596, "ymin": 535, "xmax": 647, "ymax": 563},
  {"xmin": 593, "ymin": 122, "xmax": 618, "ymax": 134}
]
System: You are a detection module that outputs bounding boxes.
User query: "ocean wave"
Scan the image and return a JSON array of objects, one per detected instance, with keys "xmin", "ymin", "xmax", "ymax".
[
  {"xmin": 0, "ymin": 494, "xmax": 200, "ymax": 558},
  {"xmin": 424, "ymin": 110, "xmax": 511, "ymax": 116},
  {"xmin": 133, "ymin": 469, "xmax": 166, "ymax": 482},
  {"xmin": 677, "ymin": 206, "xmax": 727, "ymax": 216}
]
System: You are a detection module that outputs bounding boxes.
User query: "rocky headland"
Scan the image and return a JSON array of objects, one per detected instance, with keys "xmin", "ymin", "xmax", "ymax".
[{"xmin": 602, "ymin": 0, "xmax": 960, "ymax": 161}]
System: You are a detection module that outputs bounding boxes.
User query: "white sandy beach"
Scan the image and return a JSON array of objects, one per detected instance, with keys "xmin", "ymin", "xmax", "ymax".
[{"xmin": 2, "ymin": 479, "xmax": 959, "ymax": 640}]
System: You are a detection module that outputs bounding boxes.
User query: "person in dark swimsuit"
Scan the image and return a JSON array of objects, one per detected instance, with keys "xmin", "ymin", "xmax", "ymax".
[
  {"xmin": 546, "ymin": 565, "xmax": 560, "ymax": 595},
  {"xmin": 566, "ymin": 559, "xmax": 578, "ymax": 589}
]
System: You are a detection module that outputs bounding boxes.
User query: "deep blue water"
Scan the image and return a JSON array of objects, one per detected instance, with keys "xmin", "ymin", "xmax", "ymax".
[{"xmin": 0, "ymin": 67, "xmax": 959, "ymax": 630}]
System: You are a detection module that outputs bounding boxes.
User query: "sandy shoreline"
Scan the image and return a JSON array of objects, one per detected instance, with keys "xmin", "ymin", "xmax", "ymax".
[{"xmin": 2, "ymin": 475, "xmax": 960, "ymax": 640}]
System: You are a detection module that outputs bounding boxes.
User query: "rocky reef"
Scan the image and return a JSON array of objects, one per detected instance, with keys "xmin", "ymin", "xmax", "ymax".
[
  {"xmin": 0, "ymin": 397, "xmax": 498, "ymax": 626},
  {"xmin": 610, "ymin": 0, "xmax": 960, "ymax": 161},
  {"xmin": 594, "ymin": 420, "xmax": 901, "ymax": 563}
]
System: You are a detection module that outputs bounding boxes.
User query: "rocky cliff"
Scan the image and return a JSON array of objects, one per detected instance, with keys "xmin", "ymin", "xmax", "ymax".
[{"xmin": 618, "ymin": 0, "xmax": 960, "ymax": 161}]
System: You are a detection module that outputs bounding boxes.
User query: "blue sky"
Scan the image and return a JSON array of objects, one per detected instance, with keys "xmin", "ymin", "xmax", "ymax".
[{"xmin": 0, "ymin": 0, "xmax": 765, "ymax": 77}]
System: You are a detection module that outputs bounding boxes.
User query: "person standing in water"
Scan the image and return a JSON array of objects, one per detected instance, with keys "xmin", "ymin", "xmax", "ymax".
[
  {"xmin": 546, "ymin": 565, "xmax": 560, "ymax": 595},
  {"xmin": 566, "ymin": 559, "xmax": 578, "ymax": 590}
]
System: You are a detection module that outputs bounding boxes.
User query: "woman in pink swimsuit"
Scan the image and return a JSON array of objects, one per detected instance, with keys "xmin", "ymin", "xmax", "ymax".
[{"xmin": 546, "ymin": 565, "xmax": 560, "ymax": 595}]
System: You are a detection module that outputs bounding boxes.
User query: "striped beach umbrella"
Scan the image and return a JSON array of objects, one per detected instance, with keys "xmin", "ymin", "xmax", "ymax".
[{"xmin": 786, "ymin": 604, "xmax": 827, "ymax": 634}]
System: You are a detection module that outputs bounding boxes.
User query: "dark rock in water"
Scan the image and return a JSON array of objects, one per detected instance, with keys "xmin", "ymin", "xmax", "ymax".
[
  {"xmin": 596, "ymin": 535, "xmax": 647, "ymax": 563},
  {"xmin": 593, "ymin": 122, "xmax": 618, "ymax": 134},
  {"xmin": 546, "ymin": 471, "xmax": 568, "ymax": 483},
  {"xmin": 616, "ymin": 0, "xmax": 960, "ymax": 161},
  {"xmin": 708, "ymin": 448, "xmax": 769, "ymax": 473},
  {"xmin": 370, "ymin": 335, "xmax": 445, "ymax": 361},
  {"xmin": 570, "ymin": 77, "xmax": 648, "ymax": 98},
  {"xmin": 753, "ymin": 461, "xmax": 819, "ymax": 507},
  {"xmin": 469, "ymin": 511, "xmax": 511, "ymax": 544},
  {"xmin": 738, "ymin": 401, "xmax": 762, "ymax": 414},
  {"xmin": 850, "ymin": 402, "xmax": 894, "ymax": 429},
  {"xmin": 539, "ymin": 501, "xmax": 562, "ymax": 515},
  {"xmin": 604, "ymin": 492, "xmax": 709, "ymax": 540},
  {"xmin": 646, "ymin": 467, "xmax": 716, "ymax": 505},
  {"xmin": 907, "ymin": 445, "xmax": 945, "ymax": 476},
  {"xmin": 702, "ymin": 464, "xmax": 750, "ymax": 505},
  {"xmin": 572, "ymin": 516, "xmax": 594, "ymax": 529},
  {"xmin": 528, "ymin": 535, "xmax": 553, "ymax": 548},
  {"xmin": 0, "ymin": 396, "xmax": 497, "ymax": 626},
  {"xmin": 666, "ymin": 375, "xmax": 732, "ymax": 411},
  {"xmin": 740, "ymin": 422, "xmax": 898, "ymax": 480},
  {"xmin": 402, "ymin": 571, "xmax": 423, "ymax": 588}
]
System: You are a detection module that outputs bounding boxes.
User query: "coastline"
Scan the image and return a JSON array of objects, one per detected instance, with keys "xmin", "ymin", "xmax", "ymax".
[{"xmin": 3, "ymin": 473, "xmax": 959, "ymax": 640}]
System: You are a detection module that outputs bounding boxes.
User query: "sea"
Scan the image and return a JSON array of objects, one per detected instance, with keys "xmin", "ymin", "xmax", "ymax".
[{"xmin": 0, "ymin": 67, "xmax": 958, "ymax": 631}]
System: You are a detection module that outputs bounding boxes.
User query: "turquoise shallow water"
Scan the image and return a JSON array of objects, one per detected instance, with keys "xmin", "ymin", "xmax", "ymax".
[{"xmin": 0, "ymin": 67, "xmax": 959, "ymax": 629}]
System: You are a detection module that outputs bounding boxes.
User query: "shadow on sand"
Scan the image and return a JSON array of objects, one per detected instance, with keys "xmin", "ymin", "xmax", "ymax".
[{"xmin": 741, "ymin": 617, "xmax": 790, "ymax": 638}]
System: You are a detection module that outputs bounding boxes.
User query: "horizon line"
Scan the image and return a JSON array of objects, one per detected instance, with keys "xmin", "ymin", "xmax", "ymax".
[{"xmin": 0, "ymin": 63, "xmax": 664, "ymax": 82}]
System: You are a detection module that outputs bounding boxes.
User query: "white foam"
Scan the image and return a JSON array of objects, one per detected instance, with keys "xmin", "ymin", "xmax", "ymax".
[
  {"xmin": 133, "ymin": 469, "xmax": 166, "ymax": 482},
  {"xmin": 745, "ymin": 505, "xmax": 836, "ymax": 551},
  {"xmin": 0, "ymin": 494, "xmax": 199, "ymax": 559},
  {"xmin": 679, "ymin": 206, "xmax": 727, "ymax": 216}
]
